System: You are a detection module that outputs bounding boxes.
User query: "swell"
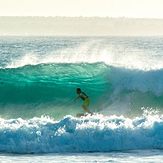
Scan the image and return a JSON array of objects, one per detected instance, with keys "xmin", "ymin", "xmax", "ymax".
[{"xmin": 0, "ymin": 62, "xmax": 163, "ymax": 119}]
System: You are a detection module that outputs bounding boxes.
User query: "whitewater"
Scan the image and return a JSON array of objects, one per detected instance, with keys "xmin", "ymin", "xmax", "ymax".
[{"xmin": 0, "ymin": 36, "xmax": 163, "ymax": 162}]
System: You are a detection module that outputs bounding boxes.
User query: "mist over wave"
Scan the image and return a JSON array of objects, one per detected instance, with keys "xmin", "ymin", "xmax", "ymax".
[{"xmin": 3, "ymin": 37, "xmax": 163, "ymax": 70}]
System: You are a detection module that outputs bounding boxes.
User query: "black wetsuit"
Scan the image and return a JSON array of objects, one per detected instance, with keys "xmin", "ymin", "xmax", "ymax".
[{"xmin": 79, "ymin": 92, "xmax": 88, "ymax": 101}]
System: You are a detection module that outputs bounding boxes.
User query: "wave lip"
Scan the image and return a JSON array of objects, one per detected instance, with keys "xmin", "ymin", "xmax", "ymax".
[{"xmin": 0, "ymin": 113, "xmax": 163, "ymax": 153}]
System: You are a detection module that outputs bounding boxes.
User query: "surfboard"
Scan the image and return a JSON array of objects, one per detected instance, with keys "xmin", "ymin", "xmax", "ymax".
[
  {"xmin": 76, "ymin": 113, "xmax": 85, "ymax": 117},
  {"xmin": 76, "ymin": 112, "xmax": 94, "ymax": 117}
]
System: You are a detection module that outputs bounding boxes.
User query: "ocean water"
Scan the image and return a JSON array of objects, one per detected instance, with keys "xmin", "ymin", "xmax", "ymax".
[{"xmin": 0, "ymin": 36, "xmax": 163, "ymax": 162}]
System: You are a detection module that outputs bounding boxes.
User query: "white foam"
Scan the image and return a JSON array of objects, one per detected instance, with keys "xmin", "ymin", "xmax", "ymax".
[{"xmin": 0, "ymin": 111, "xmax": 162, "ymax": 153}]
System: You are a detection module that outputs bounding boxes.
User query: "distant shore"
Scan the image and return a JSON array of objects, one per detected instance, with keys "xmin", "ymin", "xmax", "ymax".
[{"xmin": 0, "ymin": 17, "xmax": 163, "ymax": 36}]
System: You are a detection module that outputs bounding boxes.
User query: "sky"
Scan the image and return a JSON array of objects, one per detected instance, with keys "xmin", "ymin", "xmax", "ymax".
[{"xmin": 0, "ymin": 0, "xmax": 163, "ymax": 18}]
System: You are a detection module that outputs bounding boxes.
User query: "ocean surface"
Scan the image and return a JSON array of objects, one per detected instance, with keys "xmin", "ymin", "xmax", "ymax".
[{"xmin": 0, "ymin": 36, "xmax": 163, "ymax": 162}]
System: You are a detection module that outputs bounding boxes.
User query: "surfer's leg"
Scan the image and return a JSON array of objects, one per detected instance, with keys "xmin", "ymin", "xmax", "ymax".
[
  {"xmin": 82, "ymin": 105, "xmax": 91, "ymax": 113},
  {"xmin": 82, "ymin": 98, "xmax": 91, "ymax": 113}
]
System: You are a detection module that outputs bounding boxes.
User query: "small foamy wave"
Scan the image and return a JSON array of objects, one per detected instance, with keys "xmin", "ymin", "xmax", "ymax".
[{"xmin": 0, "ymin": 111, "xmax": 163, "ymax": 153}]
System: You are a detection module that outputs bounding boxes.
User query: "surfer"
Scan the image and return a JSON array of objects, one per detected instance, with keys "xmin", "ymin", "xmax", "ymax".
[{"xmin": 75, "ymin": 88, "xmax": 91, "ymax": 113}]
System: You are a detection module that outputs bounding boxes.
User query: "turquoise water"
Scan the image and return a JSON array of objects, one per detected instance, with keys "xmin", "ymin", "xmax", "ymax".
[{"xmin": 0, "ymin": 36, "xmax": 163, "ymax": 161}]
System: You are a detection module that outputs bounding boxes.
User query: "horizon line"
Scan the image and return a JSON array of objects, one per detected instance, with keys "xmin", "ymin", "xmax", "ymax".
[{"xmin": 0, "ymin": 16, "xmax": 163, "ymax": 20}]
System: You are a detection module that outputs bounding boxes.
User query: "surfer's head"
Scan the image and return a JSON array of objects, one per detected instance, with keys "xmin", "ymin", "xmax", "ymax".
[{"xmin": 76, "ymin": 88, "xmax": 81, "ymax": 94}]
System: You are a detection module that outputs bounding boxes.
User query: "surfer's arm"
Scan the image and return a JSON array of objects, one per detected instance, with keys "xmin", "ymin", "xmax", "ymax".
[{"xmin": 74, "ymin": 96, "xmax": 80, "ymax": 102}]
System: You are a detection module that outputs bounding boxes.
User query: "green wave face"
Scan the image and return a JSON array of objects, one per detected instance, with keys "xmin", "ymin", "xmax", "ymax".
[
  {"xmin": 0, "ymin": 62, "xmax": 163, "ymax": 119},
  {"xmin": 0, "ymin": 63, "xmax": 111, "ymax": 119}
]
